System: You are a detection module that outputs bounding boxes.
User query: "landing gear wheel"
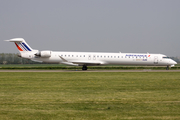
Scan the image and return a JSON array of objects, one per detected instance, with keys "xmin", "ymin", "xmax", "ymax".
[
  {"xmin": 82, "ymin": 65, "xmax": 87, "ymax": 70},
  {"xmin": 166, "ymin": 66, "xmax": 169, "ymax": 70}
]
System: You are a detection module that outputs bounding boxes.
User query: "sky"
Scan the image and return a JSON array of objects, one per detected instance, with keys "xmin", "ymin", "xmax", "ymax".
[{"xmin": 0, "ymin": 0, "xmax": 180, "ymax": 56}]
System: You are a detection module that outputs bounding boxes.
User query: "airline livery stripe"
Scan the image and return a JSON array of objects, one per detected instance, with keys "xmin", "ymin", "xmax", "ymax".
[
  {"xmin": 15, "ymin": 43, "xmax": 23, "ymax": 51},
  {"xmin": 22, "ymin": 43, "xmax": 31, "ymax": 51},
  {"xmin": 20, "ymin": 43, "xmax": 27, "ymax": 51},
  {"xmin": 18, "ymin": 43, "xmax": 25, "ymax": 51}
]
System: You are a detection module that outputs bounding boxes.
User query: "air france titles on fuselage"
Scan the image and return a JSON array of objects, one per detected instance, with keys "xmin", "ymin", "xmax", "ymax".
[{"xmin": 125, "ymin": 54, "xmax": 148, "ymax": 61}]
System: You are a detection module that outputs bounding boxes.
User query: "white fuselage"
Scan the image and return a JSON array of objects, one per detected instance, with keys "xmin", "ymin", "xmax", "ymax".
[
  {"xmin": 23, "ymin": 51, "xmax": 177, "ymax": 67},
  {"xmin": 5, "ymin": 38, "xmax": 177, "ymax": 70}
]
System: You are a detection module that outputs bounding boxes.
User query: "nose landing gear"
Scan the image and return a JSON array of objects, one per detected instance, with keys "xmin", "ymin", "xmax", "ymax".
[
  {"xmin": 166, "ymin": 66, "xmax": 169, "ymax": 70},
  {"xmin": 82, "ymin": 65, "xmax": 87, "ymax": 70}
]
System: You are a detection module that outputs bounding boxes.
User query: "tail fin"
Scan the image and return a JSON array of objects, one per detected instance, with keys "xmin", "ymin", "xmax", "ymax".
[{"xmin": 5, "ymin": 38, "xmax": 34, "ymax": 53}]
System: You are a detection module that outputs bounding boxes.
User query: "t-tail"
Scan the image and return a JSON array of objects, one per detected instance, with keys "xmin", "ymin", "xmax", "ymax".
[
  {"xmin": 5, "ymin": 38, "xmax": 38, "ymax": 59},
  {"xmin": 5, "ymin": 38, "xmax": 34, "ymax": 52}
]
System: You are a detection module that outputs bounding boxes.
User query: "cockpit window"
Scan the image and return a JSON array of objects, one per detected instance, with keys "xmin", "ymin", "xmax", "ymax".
[{"xmin": 163, "ymin": 57, "xmax": 170, "ymax": 59}]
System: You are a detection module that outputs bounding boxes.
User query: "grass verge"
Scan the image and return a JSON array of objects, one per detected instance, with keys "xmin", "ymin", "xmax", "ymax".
[{"xmin": 0, "ymin": 72, "xmax": 180, "ymax": 120}]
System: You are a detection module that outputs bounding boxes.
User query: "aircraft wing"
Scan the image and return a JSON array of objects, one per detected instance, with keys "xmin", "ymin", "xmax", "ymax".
[
  {"xmin": 59, "ymin": 56, "xmax": 104, "ymax": 66},
  {"xmin": 72, "ymin": 61, "xmax": 102, "ymax": 66}
]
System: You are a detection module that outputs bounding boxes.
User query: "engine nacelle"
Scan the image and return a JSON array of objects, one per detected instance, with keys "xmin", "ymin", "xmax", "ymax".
[{"xmin": 35, "ymin": 51, "xmax": 51, "ymax": 58}]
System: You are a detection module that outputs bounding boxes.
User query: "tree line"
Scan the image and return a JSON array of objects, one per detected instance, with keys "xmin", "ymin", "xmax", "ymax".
[
  {"xmin": 0, "ymin": 53, "xmax": 38, "ymax": 64},
  {"xmin": 0, "ymin": 53, "xmax": 179, "ymax": 64}
]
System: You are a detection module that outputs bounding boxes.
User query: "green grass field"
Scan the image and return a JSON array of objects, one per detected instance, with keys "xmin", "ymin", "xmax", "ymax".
[{"xmin": 0, "ymin": 72, "xmax": 180, "ymax": 120}]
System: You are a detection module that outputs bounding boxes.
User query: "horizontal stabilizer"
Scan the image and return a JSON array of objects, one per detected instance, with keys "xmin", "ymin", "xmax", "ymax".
[{"xmin": 4, "ymin": 38, "xmax": 24, "ymax": 42}]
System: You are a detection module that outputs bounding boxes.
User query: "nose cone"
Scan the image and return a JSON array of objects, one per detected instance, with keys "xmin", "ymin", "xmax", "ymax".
[
  {"xmin": 174, "ymin": 61, "xmax": 177, "ymax": 65},
  {"xmin": 170, "ymin": 60, "xmax": 177, "ymax": 65}
]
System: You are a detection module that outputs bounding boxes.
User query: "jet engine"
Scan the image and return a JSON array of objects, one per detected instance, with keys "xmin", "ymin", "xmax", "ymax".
[{"xmin": 35, "ymin": 51, "xmax": 51, "ymax": 58}]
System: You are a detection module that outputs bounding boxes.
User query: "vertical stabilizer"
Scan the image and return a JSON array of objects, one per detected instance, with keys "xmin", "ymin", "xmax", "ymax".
[{"xmin": 5, "ymin": 38, "xmax": 34, "ymax": 53}]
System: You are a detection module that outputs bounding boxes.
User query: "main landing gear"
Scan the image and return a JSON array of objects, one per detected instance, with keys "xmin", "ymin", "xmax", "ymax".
[
  {"xmin": 82, "ymin": 65, "xmax": 88, "ymax": 70},
  {"xmin": 166, "ymin": 66, "xmax": 169, "ymax": 70}
]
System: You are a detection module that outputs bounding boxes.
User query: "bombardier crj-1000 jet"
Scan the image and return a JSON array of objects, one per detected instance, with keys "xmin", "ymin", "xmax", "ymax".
[{"xmin": 5, "ymin": 38, "xmax": 177, "ymax": 70}]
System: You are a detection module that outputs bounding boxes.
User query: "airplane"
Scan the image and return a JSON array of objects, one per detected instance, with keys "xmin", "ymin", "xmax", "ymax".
[{"xmin": 5, "ymin": 38, "xmax": 177, "ymax": 70}]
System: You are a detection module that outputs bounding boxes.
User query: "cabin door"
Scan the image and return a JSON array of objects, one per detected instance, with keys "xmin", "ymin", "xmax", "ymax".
[{"xmin": 154, "ymin": 56, "xmax": 158, "ymax": 64}]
